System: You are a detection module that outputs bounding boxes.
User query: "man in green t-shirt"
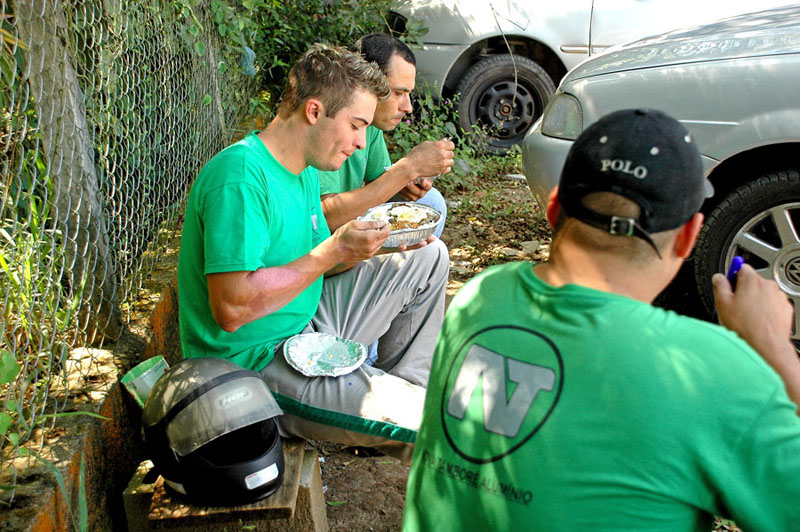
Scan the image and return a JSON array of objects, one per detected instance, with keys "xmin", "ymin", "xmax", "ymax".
[
  {"xmin": 318, "ymin": 34, "xmax": 454, "ymax": 237},
  {"xmin": 404, "ymin": 109, "xmax": 800, "ymax": 529},
  {"xmin": 178, "ymin": 44, "xmax": 450, "ymax": 463}
]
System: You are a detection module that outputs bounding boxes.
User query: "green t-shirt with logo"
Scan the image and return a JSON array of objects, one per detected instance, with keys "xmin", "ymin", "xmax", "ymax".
[
  {"xmin": 404, "ymin": 261, "xmax": 800, "ymax": 531},
  {"xmin": 317, "ymin": 125, "xmax": 391, "ymax": 195},
  {"xmin": 177, "ymin": 131, "xmax": 331, "ymax": 371}
]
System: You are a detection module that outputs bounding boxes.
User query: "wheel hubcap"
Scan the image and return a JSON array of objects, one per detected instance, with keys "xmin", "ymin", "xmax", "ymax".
[
  {"xmin": 474, "ymin": 80, "xmax": 538, "ymax": 142},
  {"xmin": 724, "ymin": 201, "xmax": 800, "ymax": 338},
  {"xmin": 785, "ymin": 256, "xmax": 800, "ymax": 286}
]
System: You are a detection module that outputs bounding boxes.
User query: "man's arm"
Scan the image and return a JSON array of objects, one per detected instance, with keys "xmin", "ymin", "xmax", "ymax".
[
  {"xmin": 713, "ymin": 264, "xmax": 800, "ymax": 412},
  {"xmin": 208, "ymin": 220, "xmax": 390, "ymax": 332},
  {"xmin": 321, "ymin": 138, "xmax": 454, "ymax": 230}
]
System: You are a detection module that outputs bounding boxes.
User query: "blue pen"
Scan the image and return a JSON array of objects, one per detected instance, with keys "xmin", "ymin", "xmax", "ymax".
[{"xmin": 726, "ymin": 256, "xmax": 745, "ymax": 291}]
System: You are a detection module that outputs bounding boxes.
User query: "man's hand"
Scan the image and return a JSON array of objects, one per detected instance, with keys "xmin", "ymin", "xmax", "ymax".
[
  {"xmin": 332, "ymin": 220, "xmax": 391, "ymax": 262},
  {"xmin": 376, "ymin": 234, "xmax": 437, "ymax": 254},
  {"xmin": 713, "ymin": 264, "xmax": 800, "ymax": 411},
  {"xmin": 404, "ymin": 138, "xmax": 455, "ymax": 178},
  {"xmin": 398, "ymin": 177, "xmax": 433, "ymax": 201},
  {"xmin": 713, "ymin": 264, "xmax": 794, "ymax": 359},
  {"xmin": 397, "ymin": 138, "xmax": 454, "ymax": 200}
]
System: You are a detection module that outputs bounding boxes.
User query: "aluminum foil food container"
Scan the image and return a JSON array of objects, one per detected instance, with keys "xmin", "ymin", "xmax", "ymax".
[
  {"xmin": 361, "ymin": 202, "xmax": 441, "ymax": 248},
  {"xmin": 283, "ymin": 332, "xmax": 367, "ymax": 377}
]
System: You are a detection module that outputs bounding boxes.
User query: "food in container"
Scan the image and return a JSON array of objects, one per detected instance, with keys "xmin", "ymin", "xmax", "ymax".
[{"xmin": 361, "ymin": 202, "xmax": 441, "ymax": 248}]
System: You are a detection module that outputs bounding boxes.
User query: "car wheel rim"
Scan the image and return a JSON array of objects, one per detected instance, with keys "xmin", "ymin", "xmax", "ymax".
[
  {"xmin": 724, "ymin": 201, "xmax": 800, "ymax": 338},
  {"xmin": 474, "ymin": 80, "xmax": 538, "ymax": 142}
]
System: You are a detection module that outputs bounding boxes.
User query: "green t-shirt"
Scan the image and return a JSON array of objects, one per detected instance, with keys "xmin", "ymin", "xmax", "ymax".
[
  {"xmin": 317, "ymin": 125, "xmax": 390, "ymax": 195},
  {"xmin": 177, "ymin": 131, "xmax": 331, "ymax": 371},
  {"xmin": 404, "ymin": 262, "xmax": 800, "ymax": 531}
]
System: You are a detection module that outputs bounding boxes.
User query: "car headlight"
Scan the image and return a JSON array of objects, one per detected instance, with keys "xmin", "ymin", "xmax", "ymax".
[{"xmin": 540, "ymin": 93, "xmax": 583, "ymax": 140}]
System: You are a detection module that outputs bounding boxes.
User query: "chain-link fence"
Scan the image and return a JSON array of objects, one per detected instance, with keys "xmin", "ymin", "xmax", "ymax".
[{"xmin": 1, "ymin": 0, "xmax": 253, "ymax": 500}]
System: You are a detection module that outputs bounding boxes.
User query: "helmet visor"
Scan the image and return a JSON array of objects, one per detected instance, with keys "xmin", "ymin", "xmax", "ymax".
[{"xmin": 167, "ymin": 375, "xmax": 282, "ymax": 456}]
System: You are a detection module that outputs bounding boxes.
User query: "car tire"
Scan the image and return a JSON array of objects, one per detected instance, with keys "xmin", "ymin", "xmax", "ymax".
[
  {"xmin": 456, "ymin": 54, "xmax": 555, "ymax": 154},
  {"xmin": 693, "ymin": 170, "xmax": 800, "ymax": 340}
]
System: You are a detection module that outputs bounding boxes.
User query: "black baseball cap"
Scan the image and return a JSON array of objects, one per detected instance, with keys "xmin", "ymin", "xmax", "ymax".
[{"xmin": 558, "ymin": 108, "xmax": 713, "ymax": 257}]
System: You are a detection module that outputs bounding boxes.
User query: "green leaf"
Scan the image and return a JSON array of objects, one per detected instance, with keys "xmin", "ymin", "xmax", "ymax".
[
  {"xmin": 7, "ymin": 432, "xmax": 19, "ymax": 445},
  {"xmin": 326, "ymin": 500, "xmax": 347, "ymax": 506},
  {"xmin": 201, "ymin": 94, "xmax": 212, "ymax": 106},
  {"xmin": 0, "ymin": 484, "xmax": 18, "ymax": 491},
  {"xmin": 30, "ymin": 451, "xmax": 77, "ymax": 528},
  {"xmin": 39, "ymin": 411, "xmax": 111, "ymax": 421},
  {"xmin": 194, "ymin": 41, "xmax": 206, "ymax": 56},
  {"xmin": 0, "ymin": 349, "xmax": 20, "ymax": 384},
  {"xmin": 187, "ymin": 23, "xmax": 199, "ymax": 37},
  {"xmin": 78, "ymin": 453, "xmax": 88, "ymax": 532},
  {"xmin": 0, "ymin": 412, "xmax": 12, "ymax": 436}
]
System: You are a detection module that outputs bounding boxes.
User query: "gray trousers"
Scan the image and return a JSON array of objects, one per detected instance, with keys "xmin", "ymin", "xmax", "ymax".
[{"xmin": 260, "ymin": 239, "xmax": 449, "ymax": 463}]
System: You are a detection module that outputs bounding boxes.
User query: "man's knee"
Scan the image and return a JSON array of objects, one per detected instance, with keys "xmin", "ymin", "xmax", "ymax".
[{"xmin": 413, "ymin": 238, "xmax": 449, "ymax": 280}]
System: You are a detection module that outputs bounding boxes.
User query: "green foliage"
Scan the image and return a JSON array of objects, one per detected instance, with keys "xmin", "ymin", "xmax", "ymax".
[
  {"xmin": 1, "ymin": 89, "xmax": 83, "ymax": 458},
  {"xmin": 1, "ymin": 13, "xmax": 27, "ymax": 111},
  {"xmin": 0, "ymin": 350, "xmax": 19, "ymax": 445},
  {"xmin": 0, "ymin": 350, "xmax": 19, "ymax": 385},
  {"xmin": 1, "ymin": 141, "xmax": 78, "ymax": 351},
  {"xmin": 384, "ymin": 85, "xmax": 523, "ymax": 196},
  {"xmin": 385, "ymin": 87, "xmax": 478, "ymax": 190},
  {"xmin": 166, "ymin": 0, "xmax": 425, "ymax": 121},
  {"xmin": 2, "ymin": 3, "xmax": 85, "ymax": 471},
  {"xmin": 385, "ymin": 88, "xmax": 462, "ymax": 157}
]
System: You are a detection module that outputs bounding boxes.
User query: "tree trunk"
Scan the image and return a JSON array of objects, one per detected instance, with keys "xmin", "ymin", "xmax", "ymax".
[{"xmin": 15, "ymin": 0, "xmax": 121, "ymax": 343}]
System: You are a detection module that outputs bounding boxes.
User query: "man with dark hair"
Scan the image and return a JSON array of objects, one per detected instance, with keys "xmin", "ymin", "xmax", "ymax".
[
  {"xmin": 318, "ymin": 33, "xmax": 454, "ymax": 237},
  {"xmin": 178, "ymin": 44, "xmax": 450, "ymax": 462},
  {"xmin": 404, "ymin": 109, "xmax": 800, "ymax": 529}
]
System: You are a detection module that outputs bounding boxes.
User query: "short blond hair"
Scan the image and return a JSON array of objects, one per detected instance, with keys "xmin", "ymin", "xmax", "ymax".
[{"xmin": 278, "ymin": 43, "xmax": 390, "ymax": 118}]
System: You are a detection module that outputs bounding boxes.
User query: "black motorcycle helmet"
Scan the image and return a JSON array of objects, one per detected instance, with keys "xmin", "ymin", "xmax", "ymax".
[{"xmin": 142, "ymin": 357, "xmax": 285, "ymax": 505}]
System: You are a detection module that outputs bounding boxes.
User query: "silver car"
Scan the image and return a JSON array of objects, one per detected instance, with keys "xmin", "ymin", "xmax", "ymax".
[
  {"xmin": 389, "ymin": 0, "xmax": 796, "ymax": 153},
  {"xmin": 521, "ymin": 5, "xmax": 800, "ymax": 337}
]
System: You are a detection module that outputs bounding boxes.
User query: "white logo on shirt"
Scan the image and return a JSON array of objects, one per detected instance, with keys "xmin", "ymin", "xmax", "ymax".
[{"xmin": 447, "ymin": 344, "xmax": 555, "ymax": 438}]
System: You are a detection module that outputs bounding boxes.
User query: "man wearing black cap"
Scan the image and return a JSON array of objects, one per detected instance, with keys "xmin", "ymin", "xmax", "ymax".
[{"xmin": 404, "ymin": 109, "xmax": 800, "ymax": 530}]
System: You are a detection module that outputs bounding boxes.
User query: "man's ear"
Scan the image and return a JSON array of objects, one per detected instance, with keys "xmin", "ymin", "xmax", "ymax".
[
  {"xmin": 673, "ymin": 212, "xmax": 704, "ymax": 259},
  {"xmin": 305, "ymin": 98, "xmax": 324, "ymax": 124},
  {"xmin": 545, "ymin": 186, "xmax": 560, "ymax": 229}
]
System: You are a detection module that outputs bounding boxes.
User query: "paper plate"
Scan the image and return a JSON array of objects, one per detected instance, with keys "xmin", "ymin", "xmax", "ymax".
[{"xmin": 283, "ymin": 333, "xmax": 368, "ymax": 377}]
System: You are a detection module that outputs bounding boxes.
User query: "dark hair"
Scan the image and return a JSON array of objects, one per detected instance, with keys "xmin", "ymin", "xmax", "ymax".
[
  {"xmin": 354, "ymin": 33, "xmax": 416, "ymax": 73},
  {"xmin": 555, "ymin": 192, "xmax": 677, "ymax": 263},
  {"xmin": 278, "ymin": 43, "xmax": 390, "ymax": 118}
]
